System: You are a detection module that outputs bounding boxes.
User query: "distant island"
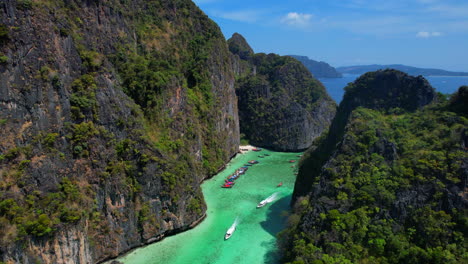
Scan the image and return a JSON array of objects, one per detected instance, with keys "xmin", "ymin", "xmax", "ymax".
[
  {"xmin": 337, "ymin": 64, "xmax": 468, "ymax": 76},
  {"xmin": 289, "ymin": 55, "xmax": 342, "ymax": 78}
]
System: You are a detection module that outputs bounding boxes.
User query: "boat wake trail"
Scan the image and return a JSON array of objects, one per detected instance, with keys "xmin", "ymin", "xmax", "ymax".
[
  {"xmin": 257, "ymin": 192, "xmax": 280, "ymax": 208},
  {"xmin": 232, "ymin": 216, "xmax": 239, "ymax": 229},
  {"xmin": 266, "ymin": 192, "xmax": 279, "ymax": 203}
]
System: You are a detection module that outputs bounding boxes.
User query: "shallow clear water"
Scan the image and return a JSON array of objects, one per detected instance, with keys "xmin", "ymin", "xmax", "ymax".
[
  {"xmin": 119, "ymin": 150, "xmax": 300, "ymax": 264},
  {"xmin": 319, "ymin": 74, "xmax": 468, "ymax": 103}
]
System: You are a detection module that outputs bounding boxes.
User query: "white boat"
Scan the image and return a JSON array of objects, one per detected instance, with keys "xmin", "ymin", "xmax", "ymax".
[
  {"xmin": 256, "ymin": 192, "xmax": 279, "ymax": 208},
  {"xmin": 257, "ymin": 199, "xmax": 267, "ymax": 208},
  {"xmin": 225, "ymin": 225, "xmax": 236, "ymax": 240}
]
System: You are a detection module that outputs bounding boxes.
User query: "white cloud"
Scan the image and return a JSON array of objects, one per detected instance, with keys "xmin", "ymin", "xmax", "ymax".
[
  {"xmin": 416, "ymin": 31, "xmax": 443, "ymax": 38},
  {"xmin": 281, "ymin": 12, "xmax": 313, "ymax": 27}
]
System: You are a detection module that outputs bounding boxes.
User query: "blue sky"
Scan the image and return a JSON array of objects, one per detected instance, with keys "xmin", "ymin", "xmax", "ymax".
[{"xmin": 193, "ymin": 0, "xmax": 468, "ymax": 71}]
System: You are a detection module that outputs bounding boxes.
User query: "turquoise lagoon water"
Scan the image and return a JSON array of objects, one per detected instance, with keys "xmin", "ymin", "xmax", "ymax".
[{"xmin": 119, "ymin": 150, "xmax": 301, "ymax": 264}]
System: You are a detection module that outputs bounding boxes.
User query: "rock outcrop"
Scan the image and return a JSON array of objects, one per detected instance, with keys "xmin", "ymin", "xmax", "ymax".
[
  {"xmin": 289, "ymin": 55, "xmax": 342, "ymax": 78},
  {"xmin": 293, "ymin": 69, "xmax": 437, "ymax": 200},
  {"xmin": 281, "ymin": 72, "xmax": 467, "ymax": 263},
  {"xmin": 0, "ymin": 0, "xmax": 238, "ymax": 263},
  {"xmin": 229, "ymin": 33, "xmax": 336, "ymax": 151}
]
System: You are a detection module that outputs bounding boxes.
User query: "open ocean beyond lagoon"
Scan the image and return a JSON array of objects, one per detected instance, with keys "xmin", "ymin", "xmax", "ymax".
[
  {"xmin": 319, "ymin": 74, "xmax": 468, "ymax": 103},
  {"xmin": 118, "ymin": 150, "xmax": 301, "ymax": 264}
]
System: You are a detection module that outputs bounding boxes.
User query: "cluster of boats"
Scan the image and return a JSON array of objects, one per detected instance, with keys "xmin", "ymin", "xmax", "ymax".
[
  {"xmin": 221, "ymin": 166, "xmax": 250, "ymax": 188},
  {"xmin": 221, "ymin": 158, "xmax": 264, "ymax": 188}
]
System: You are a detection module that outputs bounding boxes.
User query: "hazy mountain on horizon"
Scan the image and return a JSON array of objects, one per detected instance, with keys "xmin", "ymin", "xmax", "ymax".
[
  {"xmin": 337, "ymin": 64, "xmax": 468, "ymax": 76},
  {"xmin": 288, "ymin": 55, "xmax": 342, "ymax": 78}
]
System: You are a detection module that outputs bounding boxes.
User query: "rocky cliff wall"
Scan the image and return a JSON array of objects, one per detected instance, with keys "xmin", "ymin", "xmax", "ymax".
[
  {"xmin": 0, "ymin": 0, "xmax": 238, "ymax": 263},
  {"xmin": 229, "ymin": 34, "xmax": 336, "ymax": 151},
  {"xmin": 282, "ymin": 73, "xmax": 467, "ymax": 263},
  {"xmin": 293, "ymin": 69, "xmax": 437, "ymax": 200}
]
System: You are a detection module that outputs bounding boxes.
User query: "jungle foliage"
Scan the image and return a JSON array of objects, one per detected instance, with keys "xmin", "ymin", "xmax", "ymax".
[{"xmin": 280, "ymin": 86, "xmax": 468, "ymax": 264}]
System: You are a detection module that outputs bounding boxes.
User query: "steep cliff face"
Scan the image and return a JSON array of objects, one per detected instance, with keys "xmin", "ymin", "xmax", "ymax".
[
  {"xmin": 293, "ymin": 69, "xmax": 437, "ymax": 200},
  {"xmin": 0, "ymin": 1, "xmax": 238, "ymax": 263},
  {"xmin": 229, "ymin": 33, "xmax": 336, "ymax": 151},
  {"xmin": 281, "ymin": 74, "xmax": 467, "ymax": 263},
  {"xmin": 289, "ymin": 55, "xmax": 342, "ymax": 78}
]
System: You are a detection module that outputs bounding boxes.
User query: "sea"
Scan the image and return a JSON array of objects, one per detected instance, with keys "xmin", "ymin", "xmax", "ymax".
[{"xmin": 319, "ymin": 74, "xmax": 468, "ymax": 103}]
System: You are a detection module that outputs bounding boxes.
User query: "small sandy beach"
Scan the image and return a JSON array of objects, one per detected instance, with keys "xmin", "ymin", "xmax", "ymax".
[{"xmin": 239, "ymin": 145, "xmax": 256, "ymax": 153}]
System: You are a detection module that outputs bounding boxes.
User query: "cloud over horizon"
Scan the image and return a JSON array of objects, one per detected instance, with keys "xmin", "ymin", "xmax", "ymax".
[
  {"xmin": 281, "ymin": 12, "xmax": 313, "ymax": 27},
  {"xmin": 416, "ymin": 31, "xmax": 442, "ymax": 38},
  {"xmin": 192, "ymin": 0, "xmax": 468, "ymax": 71}
]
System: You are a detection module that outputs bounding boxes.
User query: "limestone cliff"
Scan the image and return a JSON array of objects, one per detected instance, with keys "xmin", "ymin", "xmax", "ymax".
[
  {"xmin": 293, "ymin": 69, "xmax": 437, "ymax": 200},
  {"xmin": 282, "ymin": 72, "xmax": 467, "ymax": 263},
  {"xmin": 229, "ymin": 33, "xmax": 336, "ymax": 151},
  {"xmin": 0, "ymin": 0, "xmax": 239, "ymax": 263}
]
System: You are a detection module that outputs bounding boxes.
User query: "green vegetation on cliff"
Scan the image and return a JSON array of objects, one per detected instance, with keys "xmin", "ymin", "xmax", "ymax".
[
  {"xmin": 281, "ymin": 74, "xmax": 467, "ymax": 263},
  {"xmin": 0, "ymin": 0, "xmax": 239, "ymax": 262},
  {"xmin": 228, "ymin": 33, "xmax": 254, "ymax": 60},
  {"xmin": 293, "ymin": 69, "xmax": 437, "ymax": 200},
  {"xmin": 230, "ymin": 33, "xmax": 336, "ymax": 151},
  {"xmin": 109, "ymin": 0, "xmax": 233, "ymax": 175}
]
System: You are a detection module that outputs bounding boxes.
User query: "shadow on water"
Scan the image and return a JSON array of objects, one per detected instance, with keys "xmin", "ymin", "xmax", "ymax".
[
  {"xmin": 262, "ymin": 239, "xmax": 281, "ymax": 264},
  {"xmin": 259, "ymin": 194, "xmax": 292, "ymax": 263},
  {"xmin": 260, "ymin": 194, "xmax": 292, "ymax": 236}
]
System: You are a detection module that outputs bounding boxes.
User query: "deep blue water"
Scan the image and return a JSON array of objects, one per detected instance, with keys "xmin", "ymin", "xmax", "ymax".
[{"xmin": 319, "ymin": 74, "xmax": 468, "ymax": 103}]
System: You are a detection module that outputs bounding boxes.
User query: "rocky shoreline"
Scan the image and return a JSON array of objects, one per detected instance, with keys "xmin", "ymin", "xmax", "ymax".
[
  {"xmin": 102, "ymin": 146, "xmax": 251, "ymax": 263},
  {"xmin": 101, "ymin": 213, "xmax": 208, "ymax": 264}
]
